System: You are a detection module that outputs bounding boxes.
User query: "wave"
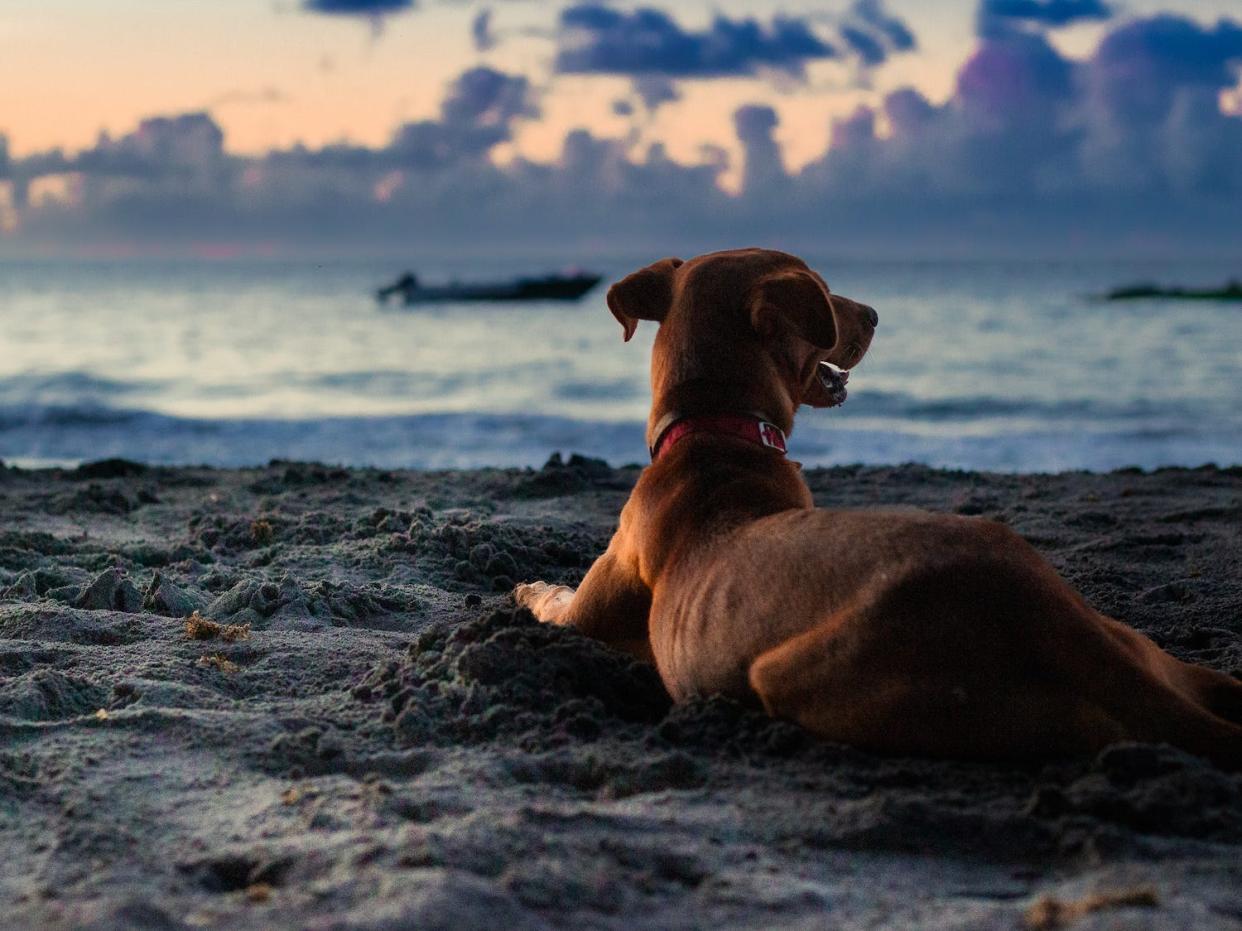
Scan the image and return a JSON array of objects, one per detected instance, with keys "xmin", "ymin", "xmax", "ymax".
[
  {"xmin": 0, "ymin": 374, "xmax": 1215, "ymax": 424},
  {"xmin": 0, "ymin": 372, "xmax": 164, "ymax": 408},
  {"xmin": 2, "ymin": 401, "xmax": 1239, "ymax": 473},
  {"xmin": 834, "ymin": 390, "xmax": 1212, "ymax": 423},
  {"xmin": 0, "ymin": 405, "xmax": 651, "ymax": 470}
]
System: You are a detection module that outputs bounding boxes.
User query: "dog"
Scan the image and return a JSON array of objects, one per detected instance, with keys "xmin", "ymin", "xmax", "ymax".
[{"xmin": 516, "ymin": 248, "xmax": 1242, "ymax": 767}]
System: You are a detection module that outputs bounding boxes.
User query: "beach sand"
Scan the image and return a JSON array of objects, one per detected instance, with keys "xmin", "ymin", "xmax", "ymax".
[{"xmin": 1, "ymin": 456, "xmax": 1240, "ymax": 929}]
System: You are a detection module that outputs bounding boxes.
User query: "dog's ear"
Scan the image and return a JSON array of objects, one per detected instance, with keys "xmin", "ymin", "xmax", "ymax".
[
  {"xmin": 607, "ymin": 257, "xmax": 683, "ymax": 342},
  {"xmin": 750, "ymin": 270, "xmax": 838, "ymax": 350}
]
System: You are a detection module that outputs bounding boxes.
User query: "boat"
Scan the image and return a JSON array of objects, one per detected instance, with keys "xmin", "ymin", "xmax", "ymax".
[
  {"xmin": 375, "ymin": 270, "xmax": 602, "ymax": 305},
  {"xmin": 1102, "ymin": 280, "xmax": 1242, "ymax": 301}
]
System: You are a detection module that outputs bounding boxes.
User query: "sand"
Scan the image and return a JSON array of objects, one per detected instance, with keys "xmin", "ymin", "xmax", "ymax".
[{"xmin": 1, "ymin": 455, "xmax": 1240, "ymax": 929}]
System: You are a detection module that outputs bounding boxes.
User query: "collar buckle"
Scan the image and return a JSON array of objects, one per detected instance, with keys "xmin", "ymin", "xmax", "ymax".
[{"xmin": 650, "ymin": 413, "xmax": 787, "ymax": 462}]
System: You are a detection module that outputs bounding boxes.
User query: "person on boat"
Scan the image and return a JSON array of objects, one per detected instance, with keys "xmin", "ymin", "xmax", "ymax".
[{"xmin": 376, "ymin": 272, "xmax": 418, "ymax": 302}]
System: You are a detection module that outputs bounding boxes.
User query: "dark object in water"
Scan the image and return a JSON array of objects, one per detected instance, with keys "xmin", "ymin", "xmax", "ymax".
[
  {"xmin": 1103, "ymin": 280, "xmax": 1242, "ymax": 301},
  {"xmin": 376, "ymin": 270, "xmax": 602, "ymax": 304}
]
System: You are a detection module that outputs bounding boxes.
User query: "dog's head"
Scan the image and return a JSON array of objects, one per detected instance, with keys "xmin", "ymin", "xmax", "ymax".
[{"xmin": 607, "ymin": 249, "xmax": 877, "ymax": 428}]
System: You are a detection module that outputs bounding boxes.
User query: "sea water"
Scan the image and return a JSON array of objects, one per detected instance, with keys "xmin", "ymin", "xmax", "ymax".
[{"xmin": 2, "ymin": 256, "xmax": 1240, "ymax": 472}]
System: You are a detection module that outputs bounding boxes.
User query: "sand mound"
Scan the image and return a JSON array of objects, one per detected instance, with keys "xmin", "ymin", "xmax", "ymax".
[{"xmin": 358, "ymin": 608, "xmax": 670, "ymax": 746}]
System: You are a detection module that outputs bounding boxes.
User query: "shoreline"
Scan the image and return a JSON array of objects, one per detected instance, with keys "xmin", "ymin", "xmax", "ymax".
[
  {"xmin": 6, "ymin": 450, "xmax": 1242, "ymax": 478},
  {"xmin": 2, "ymin": 458, "xmax": 1240, "ymax": 929}
]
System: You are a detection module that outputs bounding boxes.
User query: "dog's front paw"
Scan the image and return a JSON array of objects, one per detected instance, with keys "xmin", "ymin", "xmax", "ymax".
[
  {"xmin": 513, "ymin": 580, "xmax": 552, "ymax": 609},
  {"xmin": 512, "ymin": 580, "xmax": 574, "ymax": 623}
]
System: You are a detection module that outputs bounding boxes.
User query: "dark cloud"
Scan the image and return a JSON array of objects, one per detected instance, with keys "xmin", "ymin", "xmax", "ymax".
[
  {"xmin": 839, "ymin": 26, "xmax": 887, "ymax": 67},
  {"xmin": 845, "ymin": 0, "xmax": 917, "ymax": 64},
  {"xmin": 385, "ymin": 67, "xmax": 538, "ymax": 169},
  {"xmin": 854, "ymin": 0, "xmax": 916, "ymax": 49},
  {"xmin": 788, "ymin": 12, "xmax": 1242, "ymax": 247},
  {"xmin": 1091, "ymin": 14, "xmax": 1242, "ymax": 112},
  {"xmin": 438, "ymin": 66, "xmax": 538, "ymax": 130},
  {"xmin": 733, "ymin": 104, "xmax": 786, "ymax": 196},
  {"xmin": 302, "ymin": 0, "xmax": 415, "ymax": 14},
  {"xmin": 56, "ymin": 113, "xmax": 228, "ymax": 180},
  {"xmin": 471, "ymin": 9, "xmax": 496, "ymax": 52},
  {"xmin": 883, "ymin": 87, "xmax": 936, "ymax": 135},
  {"xmin": 609, "ymin": 77, "xmax": 681, "ymax": 122},
  {"xmin": 978, "ymin": 0, "xmax": 1112, "ymax": 37},
  {"xmin": 302, "ymin": 0, "xmax": 415, "ymax": 36},
  {"xmin": 555, "ymin": 5, "xmax": 837, "ymax": 80},
  {"xmin": 633, "ymin": 75, "xmax": 681, "ymax": 111},
  {"xmin": 956, "ymin": 29, "xmax": 1073, "ymax": 120},
  {"xmin": 1076, "ymin": 15, "xmax": 1242, "ymax": 192}
]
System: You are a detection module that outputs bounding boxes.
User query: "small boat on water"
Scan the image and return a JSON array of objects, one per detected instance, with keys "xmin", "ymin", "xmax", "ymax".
[
  {"xmin": 376, "ymin": 270, "xmax": 602, "ymax": 305},
  {"xmin": 1102, "ymin": 280, "xmax": 1242, "ymax": 302}
]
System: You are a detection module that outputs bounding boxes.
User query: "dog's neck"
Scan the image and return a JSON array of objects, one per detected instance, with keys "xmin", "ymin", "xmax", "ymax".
[
  {"xmin": 649, "ymin": 411, "xmax": 787, "ymax": 461},
  {"xmin": 646, "ymin": 376, "xmax": 794, "ymax": 453},
  {"xmin": 633, "ymin": 374, "xmax": 810, "ymax": 571},
  {"xmin": 636, "ymin": 432, "xmax": 813, "ymax": 577}
]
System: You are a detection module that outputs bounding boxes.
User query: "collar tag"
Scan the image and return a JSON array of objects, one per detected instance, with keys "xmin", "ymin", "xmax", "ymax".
[{"xmin": 757, "ymin": 421, "xmax": 786, "ymax": 451}]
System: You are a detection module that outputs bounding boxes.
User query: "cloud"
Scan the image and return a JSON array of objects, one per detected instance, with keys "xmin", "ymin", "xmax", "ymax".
[
  {"xmin": 302, "ymin": 0, "xmax": 415, "ymax": 35},
  {"xmin": 302, "ymin": 0, "xmax": 414, "ymax": 14},
  {"xmin": 1091, "ymin": 14, "xmax": 1242, "ymax": 113},
  {"xmin": 787, "ymin": 12, "xmax": 1242, "ymax": 245},
  {"xmin": 471, "ymin": 8, "xmax": 496, "ymax": 52},
  {"xmin": 554, "ymin": 5, "xmax": 837, "ymax": 80},
  {"xmin": 955, "ymin": 28, "xmax": 1073, "ymax": 121},
  {"xmin": 4, "ymin": 16, "xmax": 1241, "ymax": 258},
  {"xmin": 733, "ymin": 104, "xmax": 786, "ymax": 194},
  {"xmin": 852, "ymin": 0, "xmax": 916, "ymax": 50},
  {"xmin": 1076, "ymin": 15, "xmax": 1242, "ymax": 191},
  {"xmin": 610, "ymin": 75, "xmax": 681, "ymax": 119},
  {"xmin": 633, "ymin": 76, "xmax": 680, "ymax": 111},
  {"xmin": 374, "ymin": 66, "xmax": 538, "ymax": 169},
  {"xmin": 439, "ymin": 65, "xmax": 538, "ymax": 130},
  {"xmin": 54, "ymin": 113, "xmax": 228, "ymax": 181},
  {"xmin": 978, "ymin": 0, "xmax": 1112, "ymax": 37},
  {"xmin": 843, "ymin": 0, "xmax": 917, "ymax": 65},
  {"xmin": 838, "ymin": 26, "xmax": 887, "ymax": 67}
]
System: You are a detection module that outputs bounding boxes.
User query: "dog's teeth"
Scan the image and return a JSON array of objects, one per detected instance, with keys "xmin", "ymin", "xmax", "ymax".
[{"xmin": 815, "ymin": 362, "xmax": 851, "ymax": 407}]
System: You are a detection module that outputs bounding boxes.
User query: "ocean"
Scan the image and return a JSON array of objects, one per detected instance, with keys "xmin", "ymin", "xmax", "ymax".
[{"xmin": 2, "ymin": 256, "xmax": 1240, "ymax": 473}]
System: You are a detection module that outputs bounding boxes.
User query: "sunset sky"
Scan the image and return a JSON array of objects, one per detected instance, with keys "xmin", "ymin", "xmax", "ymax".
[{"xmin": 1, "ymin": 0, "xmax": 1240, "ymax": 257}]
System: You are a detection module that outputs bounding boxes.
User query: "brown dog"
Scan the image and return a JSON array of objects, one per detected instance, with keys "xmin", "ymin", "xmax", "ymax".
[{"xmin": 516, "ymin": 248, "xmax": 1242, "ymax": 767}]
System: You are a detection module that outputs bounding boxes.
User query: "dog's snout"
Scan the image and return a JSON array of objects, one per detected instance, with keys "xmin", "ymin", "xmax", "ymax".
[{"xmin": 863, "ymin": 305, "xmax": 879, "ymax": 328}]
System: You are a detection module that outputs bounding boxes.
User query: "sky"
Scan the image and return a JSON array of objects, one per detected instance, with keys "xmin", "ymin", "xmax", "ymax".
[{"xmin": 1, "ymin": 0, "xmax": 1240, "ymax": 258}]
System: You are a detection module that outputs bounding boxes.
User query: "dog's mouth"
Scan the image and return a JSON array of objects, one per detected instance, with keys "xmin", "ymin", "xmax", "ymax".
[{"xmin": 817, "ymin": 362, "xmax": 849, "ymax": 408}]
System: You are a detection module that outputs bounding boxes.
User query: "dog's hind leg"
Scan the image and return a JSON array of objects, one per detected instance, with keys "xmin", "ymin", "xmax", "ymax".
[
  {"xmin": 1174, "ymin": 661, "xmax": 1242, "ymax": 727},
  {"xmin": 745, "ymin": 597, "xmax": 1139, "ymax": 763},
  {"xmin": 748, "ymin": 604, "xmax": 1242, "ymax": 767},
  {"xmin": 1087, "ymin": 616, "xmax": 1242, "ymax": 765}
]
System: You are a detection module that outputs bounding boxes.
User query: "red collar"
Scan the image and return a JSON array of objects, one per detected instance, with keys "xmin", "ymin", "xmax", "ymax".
[{"xmin": 650, "ymin": 413, "xmax": 788, "ymax": 462}]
